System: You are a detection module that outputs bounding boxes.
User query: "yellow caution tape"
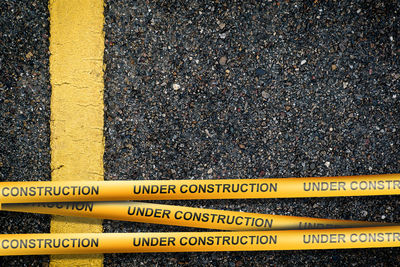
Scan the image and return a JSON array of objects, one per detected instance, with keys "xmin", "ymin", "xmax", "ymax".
[
  {"xmin": 2, "ymin": 226, "xmax": 400, "ymax": 255},
  {"xmin": 1, "ymin": 202, "xmax": 384, "ymax": 231},
  {"xmin": 0, "ymin": 174, "xmax": 399, "ymax": 203}
]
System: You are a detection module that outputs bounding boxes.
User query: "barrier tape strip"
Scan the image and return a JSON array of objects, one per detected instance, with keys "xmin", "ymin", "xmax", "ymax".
[
  {"xmin": 1, "ymin": 202, "xmax": 386, "ymax": 231},
  {"xmin": 2, "ymin": 173, "xmax": 399, "ymax": 255},
  {"xmin": 1, "ymin": 174, "xmax": 399, "ymax": 203},
  {"xmin": 1, "ymin": 226, "xmax": 400, "ymax": 255}
]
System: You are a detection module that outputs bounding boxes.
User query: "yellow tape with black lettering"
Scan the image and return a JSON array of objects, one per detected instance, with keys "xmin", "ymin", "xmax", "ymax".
[
  {"xmin": 1, "ymin": 226, "xmax": 400, "ymax": 255},
  {"xmin": 0, "ymin": 174, "xmax": 399, "ymax": 203},
  {"xmin": 1, "ymin": 202, "xmax": 384, "ymax": 231}
]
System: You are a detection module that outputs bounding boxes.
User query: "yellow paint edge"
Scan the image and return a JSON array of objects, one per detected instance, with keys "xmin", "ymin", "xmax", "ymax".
[{"xmin": 49, "ymin": 0, "xmax": 104, "ymax": 266}]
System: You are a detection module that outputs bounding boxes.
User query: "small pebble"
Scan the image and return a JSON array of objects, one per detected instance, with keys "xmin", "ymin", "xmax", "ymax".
[
  {"xmin": 361, "ymin": 210, "xmax": 368, "ymax": 217},
  {"xmin": 172, "ymin": 83, "xmax": 180, "ymax": 90},
  {"xmin": 219, "ymin": 56, "xmax": 227, "ymax": 65},
  {"xmin": 261, "ymin": 91, "xmax": 268, "ymax": 98},
  {"xmin": 26, "ymin": 51, "xmax": 33, "ymax": 59},
  {"xmin": 255, "ymin": 68, "xmax": 267, "ymax": 76}
]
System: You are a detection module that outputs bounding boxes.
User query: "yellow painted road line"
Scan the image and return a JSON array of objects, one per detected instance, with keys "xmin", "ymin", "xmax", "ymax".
[
  {"xmin": 2, "ymin": 226, "xmax": 400, "ymax": 255},
  {"xmin": 49, "ymin": 0, "xmax": 104, "ymax": 266},
  {"xmin": 1, "ymin": 201, "xmax": 387, "ymax": 231}
]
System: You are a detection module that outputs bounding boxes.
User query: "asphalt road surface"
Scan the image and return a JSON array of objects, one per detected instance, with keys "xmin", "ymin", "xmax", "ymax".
[
  {"xmin": 1, "ymin": 0, "xmax": 399, "ymax": 266},
  {"xmin": 1, "ymin": 0, "xmax": 51, "ymax": 265}
]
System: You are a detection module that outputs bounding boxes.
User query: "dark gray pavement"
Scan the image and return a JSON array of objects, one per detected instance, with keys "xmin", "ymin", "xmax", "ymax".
[
  {"xmin": 103, "ymin": 0, "xmax": 399, "ymax": 266},
  {"xmin": 0, "ymin": 0, "xmax": 51, "ymax": 265}
]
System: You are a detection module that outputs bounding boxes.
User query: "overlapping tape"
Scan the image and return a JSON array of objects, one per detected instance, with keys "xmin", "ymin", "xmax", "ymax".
[
  {"xmin": 1, "ymin": 201, "xmax": 386, "ymax": 231},
  {"xmin": 1, "ymin": 173, "xmax": 399, "ymax": 255}
]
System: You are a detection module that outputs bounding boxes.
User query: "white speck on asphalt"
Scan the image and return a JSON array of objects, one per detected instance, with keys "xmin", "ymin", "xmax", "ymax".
[
  {"xmin": 172, "ymin": 83, "xmax": 180, "ymax": 90},
  {"xmin": 324, "ymin": 161, "xmax": 331, "ymax": 167}
]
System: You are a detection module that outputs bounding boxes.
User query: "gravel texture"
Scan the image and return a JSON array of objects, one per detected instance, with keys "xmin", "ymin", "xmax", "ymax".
[
  {"xmin": 103, "ymin": 0, "xmax": 399, "ymax": 266},
  {"xmin": 0, "ymin": 0, "xmax": 51, "ymax": 265}
]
